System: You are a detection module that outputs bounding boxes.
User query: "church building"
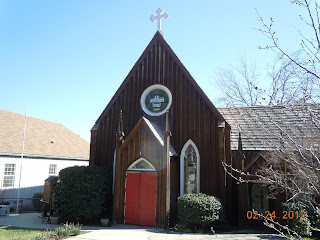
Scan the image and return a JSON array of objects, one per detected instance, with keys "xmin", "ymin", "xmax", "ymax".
[
  {"xmin": 89, "ymin": 31, "xmax": 234, "ymax": 227},
  {"xmin": 89, "ymin": 7, "xmax": 320, "ymax": 228}
]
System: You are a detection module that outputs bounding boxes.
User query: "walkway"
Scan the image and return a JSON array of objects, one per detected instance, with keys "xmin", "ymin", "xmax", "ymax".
[
  {"xmin": 0, "ymin": 213, "xmax": 285, "ymax": 240},
  {"xmin": 0, "ymin": 213, "xmax": 102, "ymax": 231},
  {"xmin": 66, "ymin": 224, "xmax": 284, "ymax": 240}
]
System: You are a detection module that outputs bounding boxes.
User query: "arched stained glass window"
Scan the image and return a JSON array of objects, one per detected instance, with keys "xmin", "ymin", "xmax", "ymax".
[{"xmin": 180, "ymin": 140, "xmax": 200, "ymax": 196}]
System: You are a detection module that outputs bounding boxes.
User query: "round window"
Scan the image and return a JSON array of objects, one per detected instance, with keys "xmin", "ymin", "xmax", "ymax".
[{"xmin": 140, "ymin": 84, "xmax": 172, "ymax": 116}]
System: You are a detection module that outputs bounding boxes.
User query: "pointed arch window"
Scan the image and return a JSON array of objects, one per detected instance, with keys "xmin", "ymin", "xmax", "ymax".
[
  {"xmin": 180, "ymin": 140, "xmax": 200, "ymax": 196},
  {"xmin": 127, "ymin": 158, "xmax": 156, "ymax": 172}
]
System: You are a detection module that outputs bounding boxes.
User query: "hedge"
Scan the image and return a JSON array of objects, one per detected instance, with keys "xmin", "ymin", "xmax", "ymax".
[
  {"xmin": 53, "ymin": 166, "xmax": 112, "ymax": 223},
  {"xmin": 283, "ymin": 202, "xmax": 312, "ymax": 237},
  {"xmin": 32, "ymin": 192, "xmax": 43, "ymax": 211},
  {"xmin": 177, "ymin": 193, "xmax": 223, "ymax": 228}
]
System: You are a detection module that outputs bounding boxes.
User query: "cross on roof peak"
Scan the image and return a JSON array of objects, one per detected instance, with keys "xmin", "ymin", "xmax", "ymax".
[{"xmin": 150, "ymin": 8, "xmax": 169, "ymax": 36}]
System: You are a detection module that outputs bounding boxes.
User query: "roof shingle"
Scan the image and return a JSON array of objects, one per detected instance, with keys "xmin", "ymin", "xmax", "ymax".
[
  {"xmin": 0, "ymin": 109, "xmax": 89, "ymax": 159},
  {"xmin": 218, "ymin": 105, "xmax": 320, "ymax": 150}
]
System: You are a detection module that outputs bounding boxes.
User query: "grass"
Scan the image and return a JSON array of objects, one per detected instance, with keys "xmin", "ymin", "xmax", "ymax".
[
  {"xmin": 295, "ymin": 237, "xmax": 320, "ymax": 240},
  {"xmin": 0, "ymin": 226, "xmax": 43, "ymax": 240},
  {"xmin": 285, "ymin": 234, "xmax": 320, "ymax": 240},
  {"xmin": 0, "ymin": 223, "xmax": 83, "ymax": 240}
]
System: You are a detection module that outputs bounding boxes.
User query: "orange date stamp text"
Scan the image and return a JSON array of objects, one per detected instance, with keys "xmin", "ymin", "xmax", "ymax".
[{"xmin": 246, "ymin": 210, "xmax": 306, "ymax": 220}]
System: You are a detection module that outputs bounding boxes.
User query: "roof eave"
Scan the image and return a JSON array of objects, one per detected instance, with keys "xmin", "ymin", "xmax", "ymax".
[{"xmin": 0, "ymin": 152, "xmax": 89, "ymax": 161}]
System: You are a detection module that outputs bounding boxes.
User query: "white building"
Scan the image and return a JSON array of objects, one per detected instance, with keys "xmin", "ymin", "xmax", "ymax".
[{"xmin": 0, "ymin": 109, "xmax": 89, "ymax": 210}]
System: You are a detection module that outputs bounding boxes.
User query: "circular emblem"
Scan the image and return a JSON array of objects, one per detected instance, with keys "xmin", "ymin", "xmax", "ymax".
[{"xmin": 141, "ymin": 84, "xmax": 172, "ymax": 116}]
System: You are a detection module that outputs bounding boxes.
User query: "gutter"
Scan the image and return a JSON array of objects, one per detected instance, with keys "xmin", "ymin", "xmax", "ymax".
[{"xmin": 0, "ymin": 152, "xmax": 89, "ymax": 161}]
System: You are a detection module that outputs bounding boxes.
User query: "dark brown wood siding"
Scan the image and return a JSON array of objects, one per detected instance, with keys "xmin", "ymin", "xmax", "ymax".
[
  {"xmin": 231, "ymin": 150, "xmax": 285, "ymax": 226},
  {"xmin": 113, "ymin": 121, "xmax": 168, "ymax": 227},
  {"xmin": 90, "ymin": 32, "xmax": 231, "ymax": 226},
  {"xmin": 231, "ymin": 150, "xmax": 250, "ymax": 226},
  {"xmin": 91, "ymin": 39, "xmax": 227, "ymax": 190}
]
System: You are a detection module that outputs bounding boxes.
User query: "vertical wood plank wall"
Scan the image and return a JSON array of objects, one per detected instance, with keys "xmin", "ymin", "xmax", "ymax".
[
  {"xmin": 90, "ymin": 37, "xmax": 231, "ymax": 226},
  {"xmin": 113, "ymin": 122, "xmax": 168, "ymax": 227},
  {"xmin": 232, "ymin": 151, "xmax": 285, "ymax": 226}
]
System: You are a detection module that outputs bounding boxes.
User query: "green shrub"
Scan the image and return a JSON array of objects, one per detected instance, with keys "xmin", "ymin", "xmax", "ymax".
[
  {"xmin": 283, "ymin": 202, "xmax": 312, "ymax": 237},
  {"xmin": 32, "ymin": 192, "xmax": 43, "ymax": 211},
  {"xmin": 69, "ymin": 222, "xmax": 81, "ymax": 235},
  {"xmin": 308, "ymin": 206, "xmax": 320, "ymax": 230},
  {"xmin": 177, "ymin": 193, "xmax": 223, "ymax": 228},
  {"xmin": 53, "ymin": 166, "xmax": 112, "ymax": 223},
  {"xmin": 55, "ymin": 225, "xmax": 70, "ymax": 238}
]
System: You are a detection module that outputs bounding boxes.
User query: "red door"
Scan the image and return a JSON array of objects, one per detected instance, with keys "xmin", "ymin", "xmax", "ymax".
[
  {"xmin": 140, "ymin": 172, "xmax": 157, "ymax": 226},
  {"xmin": 124, "ymin": 172, "xmax": 140, "ymax": 224},
  {"xmin": 125, "ymin": 172, "xmax": 156, "ymax": 226}
]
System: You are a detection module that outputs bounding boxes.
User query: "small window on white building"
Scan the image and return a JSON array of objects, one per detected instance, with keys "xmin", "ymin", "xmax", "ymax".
[
  {"xmin": 3, "ymin": 164, "xmax": 15, "ymax": 187},
  {"xmin": 49, "ymin": 164, "xmax": 57, "ymax": 175}
]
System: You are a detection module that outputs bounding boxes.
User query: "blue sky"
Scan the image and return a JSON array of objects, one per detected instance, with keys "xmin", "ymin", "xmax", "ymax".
[{"xmin": 0, "ymin": 1, "xmax": 305, "ymax": 142}]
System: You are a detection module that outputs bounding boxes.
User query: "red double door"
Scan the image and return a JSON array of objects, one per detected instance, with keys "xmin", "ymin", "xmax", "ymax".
[{"xmin": 125, "ymin": 172, "xmax": 156, "ymax": 226}]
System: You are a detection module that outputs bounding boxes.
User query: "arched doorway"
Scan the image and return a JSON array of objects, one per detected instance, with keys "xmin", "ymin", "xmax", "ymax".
[
  {"xmin": 251, "ymin": 184, "xmax": 269, "ymax": 214},
  {"xmin": 124, "ymin": 158, "xmax": 157, "ymax": 226}
]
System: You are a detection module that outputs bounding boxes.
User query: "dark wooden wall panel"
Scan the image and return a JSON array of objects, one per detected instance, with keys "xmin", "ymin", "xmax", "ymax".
[
  {"xmin": 199, "ymin": 98, "xmax": 206, "ymax": 192},
  {"xmin": 92, "ymin": 37, "xmax": 229, "ymax": 175},
  {"xmin": 91, "ymin": 38, "xmax": 231, "ymax": 227},
  {"xmin": 170, "ymin": 158, "xmax": 179, "ymax": 219},
  {"xmin": 224, "ymin": 126, "xmax": 233, "ymax": 223},
  {"xmin": 113, "ymin": 122, "xmax": 169, "ymax": 226},
  {"xmin": 89, "ymin": 130, "xmax": 97, "ymax": 165},
  {"xmin": 211, "ymin": 114, "xmax": 217, "ymax": 196},
  {"xmin": 101, "ymin": 119, "xmax": 107, "ymax": 166}
]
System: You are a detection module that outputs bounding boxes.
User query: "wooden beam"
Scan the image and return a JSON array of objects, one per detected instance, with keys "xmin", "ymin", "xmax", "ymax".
[{"xmin": 164, "ymin": 111, "xmax": 171, "ymax": 227}]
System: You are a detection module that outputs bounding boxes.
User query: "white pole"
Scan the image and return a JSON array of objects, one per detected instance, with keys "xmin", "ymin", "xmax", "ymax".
[{"xmin": 16, "ymin": 104, "xmax": 28, "ymax": 213}]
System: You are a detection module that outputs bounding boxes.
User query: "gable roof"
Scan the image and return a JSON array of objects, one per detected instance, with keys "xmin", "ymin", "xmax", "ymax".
[
  {"xmin": 143, "ymin": 117, "xmax": 178, "ymax": 156},
  {"xmin": 119, "ymin": 116, "xmax": 178, "ymax": 157},
  {"xmin": 0, "ymin": 109, "xmax": 89, "ymax": 160},
  {"xmin": 94, "ymin": 31, "xmax": 225, "ymax": 127},
  {"xmin": 218, "ymin": 105, "xmax": 320, "ymax": 150}
]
